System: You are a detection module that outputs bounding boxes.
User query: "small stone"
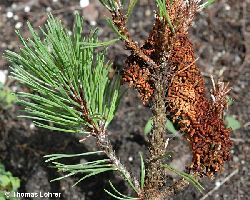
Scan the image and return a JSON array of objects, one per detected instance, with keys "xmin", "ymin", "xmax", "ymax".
[
  {"xmin": 233, "ymin": 55, "xmax": 241, "ymax": 65},
  {"xmin": 24, "ymin": 6, "xmax": 31, "ymax": 13},
  {"xmin": 145, "ymin": 9, "xmax": 151, "ymax": 17},
  {"xmin": 11, "ymin": 3, "xmax": 17, "ymax": 9},
  {"xmin": 225, "ymin": 4, "xmax": 231, "ymax": 11},
  {"xmin": 15, "ymin": 22, "xmax": 23, "ymax": 29},
  {"xmin": 82, "ymin": 4, "xmax": 98, "ymax": 25},
  {"xmin": 68, "ymin": 31, "xmax": 72, "ymax": 36},
  {"xmin": 90, "ymin": 20, "xmax": 96, "ymax": 26},
  {"xmin": 80, "ymin": 0, "xmax": 89, "ymax": 8},
  {"xmin": 46, "ymin": 7, "xmax": 52, "ymax": 12},
  {"xmin": 1, "ymin": 43, "xmax": 7, "ymax": 48},
  {"xmin": 215, "ymin": 181, "xmax": 221, "ymax": 187},
  {"xmin": 29, "ymin": 123, "xmax": 35, "ymax": 130},
  {"xmin": 13, "ymin": 15, "xmax": 19, "ymax": 20},
  {"xmin": 6, "ymin": 11, "xmax": 14, "ymax": 18},
  {"xmin": 11, "ymin": 86, "xmax": 18, "ymax": 92},
  {"xmin": 233, "ymin": 156, "xmax": 239, "ymax": 163},
  {"xmin": 128, "ymin": 156, "xmax": 133, "ymax": 162},
  {"xmin": 0, "ymin": 70, "xmax": 8, "ymax": 84}
]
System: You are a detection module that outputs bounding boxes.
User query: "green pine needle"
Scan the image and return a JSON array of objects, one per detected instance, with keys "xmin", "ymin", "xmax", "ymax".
[
  {"xmin": 104, "ymin": 181, "xmax": 137, "ymax": 200},
  {"xmin": 44, "ymin": 151, "xmax": 115, "ymax": 186},
  {"xmin": 126, "ymin": 0, "xmax": 139, "ymax": 22},
  {"xmin": 163, "ymin": 164, "xmax": 205, "ymax": 193},
  {"xmin": 106, "ymin": 18, "xmax": 128, "ymax": 40},
  {"xmin": 99, "ymin": 0, "xmax": 119, "ymax": 12},
  {"xmin": 199, "ymin": 0, "xmax": 216, "ymax": 10},
  {"xmin": 44, "ymin": 151, "xmax": 104, "ymax": 162},
  {"xmin": 155, "ymin": 0, "xmax": 175, "ymax": 33},
  {"xmin": 139, "ymin": 152, "xmax": 145, "ymax": 188},
  {"xmin": 5, "ymin": 13, "xmax": 121, "ymax": 134}
]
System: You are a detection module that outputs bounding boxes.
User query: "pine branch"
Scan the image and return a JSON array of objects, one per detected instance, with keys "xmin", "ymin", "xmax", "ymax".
[
  {"xmin": 5, "ymin": 13, "xmax": 121, "ymax": 134},
  {"xmin": 97, "ymin": 131, "xmax": 141, "ymax": 194},
  {"xmin": 5, "ymin": 12, "xmax": 141, "ymax": 199},
  {"xmin": 104, "ymin": 4, "xmax": 159, "ymax": 69}
]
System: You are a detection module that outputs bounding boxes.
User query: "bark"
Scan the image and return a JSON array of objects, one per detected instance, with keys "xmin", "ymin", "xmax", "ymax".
[{"xmin": 144, "ymin": 72, "xmax": 167, "ymax": 200}]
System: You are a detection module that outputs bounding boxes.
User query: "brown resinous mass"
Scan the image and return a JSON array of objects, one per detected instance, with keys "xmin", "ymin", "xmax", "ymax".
[{"xmin": 122, "ymin": 0, "xmax": 232, "ymax": 177}]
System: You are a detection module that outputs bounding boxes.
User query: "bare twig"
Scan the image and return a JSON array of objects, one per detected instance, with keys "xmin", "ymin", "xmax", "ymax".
[
  {"xmin": 97, "ymin": 131, "xmax": 141, "ymax": 195},
  {"xmin": 111, "ymin": 10, "xmax": 159, "ymax": 70},
  {"xmin": 230, "ymin": 137, "xmax": 250, "ymax": 143}
]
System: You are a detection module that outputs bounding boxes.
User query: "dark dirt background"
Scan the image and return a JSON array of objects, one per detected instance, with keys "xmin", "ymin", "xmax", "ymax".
[{"xmin": 0, "ymin": 0, "xmax": 249, "ymax": 199}]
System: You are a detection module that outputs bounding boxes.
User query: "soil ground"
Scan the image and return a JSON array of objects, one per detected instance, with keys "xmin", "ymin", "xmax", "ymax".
[{"xmin": 0, "ymin": 0, "xmax": 249, "ymax": 200}]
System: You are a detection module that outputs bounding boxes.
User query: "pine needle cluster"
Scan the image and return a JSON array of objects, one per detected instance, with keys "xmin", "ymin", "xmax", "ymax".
[{"xmin": 5, "ymin": 14, "xmax": 121, "ymax": 135}]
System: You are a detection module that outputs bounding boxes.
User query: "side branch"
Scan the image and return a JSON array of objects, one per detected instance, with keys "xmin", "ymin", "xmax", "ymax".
[
  {"xmin": 111, "ymin": 10, "xmax": 159, "ymax": 69},
  {"xmin": 96, "ymin": 131, "xmax": 141, "ymax": 195}
]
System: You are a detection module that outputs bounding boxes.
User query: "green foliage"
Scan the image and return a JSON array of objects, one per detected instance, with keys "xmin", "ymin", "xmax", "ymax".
[
  {"xmin": 106, "ymin": 18, "xmax": 128, "ymax": 40},
  {"xmin": 155, "ymin": 0, "xmax": 175, "ymax": 33},
  {"xmin": 144, "ymin": 118, "xmax": 177, "ymax": 135},
  {"xmin": 226, "ymin": 96, "xmax": 234, "ymax": 106},
  {"xmin": 199, "ymin": 0, "xmax": 216, "ymax": 10},
  {"xmin": 224, "ymin": 96, "xmax": 240, "ymax": 131},
  {"xmin": 139, "ymin": 152, "xmax": 145, "ymax": 188},
  {"xmin": 5, "ymin": 13, "xmax": 121, "ymax": 134},
  {"xmin": 104, "ymin": 181, "xmax": 137, "ymax": 200},
  {"xmin": 0, "ymin": 84, "xmax": 16, "ymax": 110},
  {"xmin": 99, "ymin": 0, "xmax": 138, "ymax": 22},
  {"xmin": 163, "ymin": 164, "xmax": 204, "ymax": 193},
  {"xmin": 99, "ymin": 0, "xmax": 140, "ymax": 40},
  {"xmin": 99, "ymin": 0, "xmax": 119, "ymax": 12},
  {"xmin": 44, "ymin": 151, "xmax": 115, "ymax": 186},
  {"xmin": 104, "ymin": 153, "xmax": 145, "ymax": 199},
  {"xmin": 0, "ymin": 163, "xmax": 20, "ymax": 200},
  {"xmin": 45, "ymin": 151, "xmax": 139, "ymax": 199},
  {"xmin": 165, "ymin": 120, "xmax": 178, "ymax": 135},
  {"xmin": 225, "ymin": 115, "xmax": 241, "ymax": 131},
  {"xmin": 144, "ymin": 118, "xmax": 153, "ymax": 135},
  {"xmin": 126, "ymin": 0, "xmax": 139, "ymax": 21}
]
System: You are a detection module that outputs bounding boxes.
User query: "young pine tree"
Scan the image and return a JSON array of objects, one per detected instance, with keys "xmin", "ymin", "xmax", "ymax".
[{"xmin": 5, "ymin": 1, "xmax": 232, "ymax": 200}]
